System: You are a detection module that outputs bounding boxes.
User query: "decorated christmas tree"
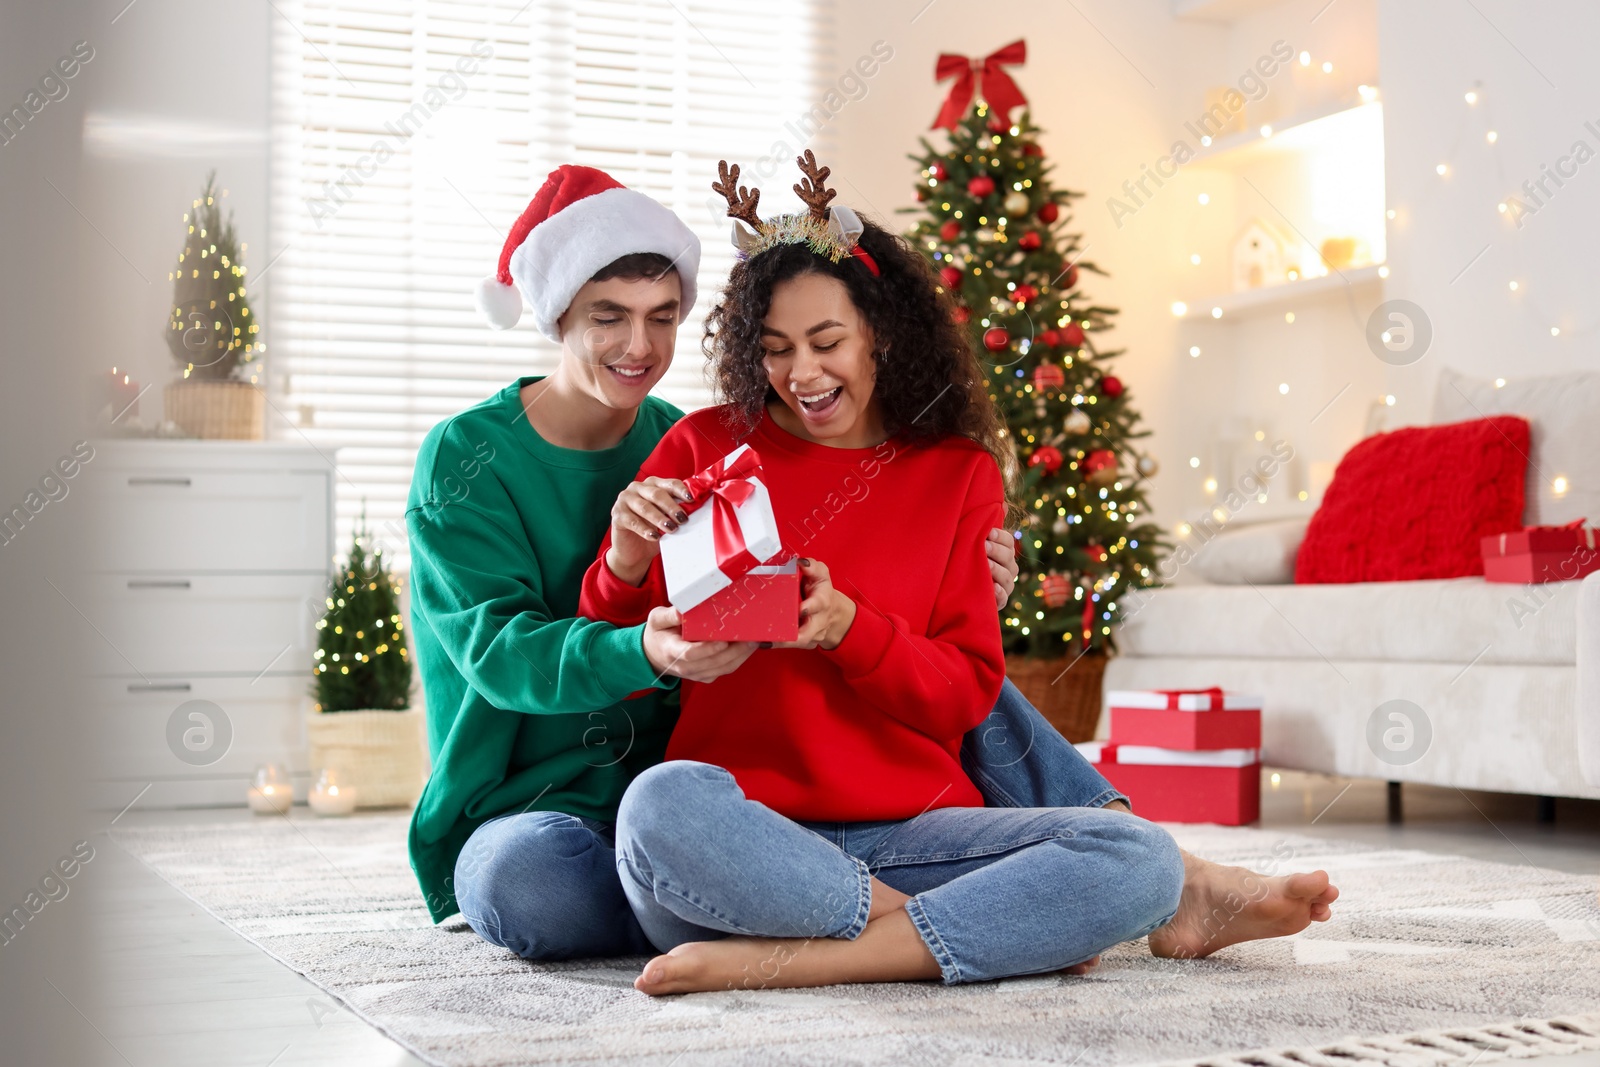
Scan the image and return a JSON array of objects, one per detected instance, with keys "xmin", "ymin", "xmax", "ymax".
[
  {"xmin": 165, "ymin": 171, "xmax": 263, "ymax": 381},
  {"xmin": 906, "ymin": 45, "xmax": 1164, "ymax": 658},
  {"xmin": 313, "ymin": 523, "xmax": 412, "ymax": 712}
]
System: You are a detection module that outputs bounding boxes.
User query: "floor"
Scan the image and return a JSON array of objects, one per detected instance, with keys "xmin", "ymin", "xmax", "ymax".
[{"xmin": 79, "ymin": 770, "xmax": 1600, "ymax": 1067}]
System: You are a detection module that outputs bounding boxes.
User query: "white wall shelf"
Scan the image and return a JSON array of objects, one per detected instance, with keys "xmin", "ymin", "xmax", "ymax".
[
  {"xmin": 1186, "ymin": 263, "xmax": 1386, "ymax": 319},
  {"xmin": 1191, "ymin": 96, "xmax": 1380, "ymax": 168}
]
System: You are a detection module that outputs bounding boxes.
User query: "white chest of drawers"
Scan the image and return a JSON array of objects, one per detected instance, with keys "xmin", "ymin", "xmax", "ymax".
[{"xmin": 83, "ymin": 441, "xmax": 335, "ymax": 808}]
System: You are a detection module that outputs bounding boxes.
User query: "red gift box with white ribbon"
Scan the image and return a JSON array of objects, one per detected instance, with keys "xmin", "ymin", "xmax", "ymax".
[
  {"xmin": 661, "ymin": 444, "xmax": 800, "ymax": 642},
  {"xmin": 1106, "ymin": 687, "xmax": 1263, "ymax": 751},
  {"xmin": 1077, "ymin": 741, "xmax": 1260, "ymax": 825},
  {"xmin": 1479, "ymin": 519, "xmax": 1600, "ymax": 584}
]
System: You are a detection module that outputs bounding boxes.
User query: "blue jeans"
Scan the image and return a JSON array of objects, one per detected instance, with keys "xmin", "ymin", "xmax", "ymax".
[
  {"xmin": 453, "ymin": 679, "xmax": 1135, "ymax": 961},
  {"xmin": 614, "ymin": 760, "xmax": 1182, "ymax": 983}
]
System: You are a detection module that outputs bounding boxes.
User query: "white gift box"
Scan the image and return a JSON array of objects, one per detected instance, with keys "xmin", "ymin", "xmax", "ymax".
[
  {"xmin": 1104, "ymin": 688, "xmax": 1264, "ymax": 713},
  {"xmin": 660, "ymin": 444, "xmax": 784, "ymax": 613},
  {"xmin": 1075, "ymin": 741, "xmax": 1260, "ymax": 767}
]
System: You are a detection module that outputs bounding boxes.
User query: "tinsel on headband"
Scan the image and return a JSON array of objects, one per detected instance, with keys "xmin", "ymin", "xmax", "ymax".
[{"xmin": 737, "ymin": 211, "xmax": 854, "ymax": 263}]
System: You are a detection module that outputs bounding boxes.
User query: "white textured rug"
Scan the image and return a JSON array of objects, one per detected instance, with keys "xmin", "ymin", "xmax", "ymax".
[{"xmin": 110, "ymin": 814, "xmax": 1600, "ymax": 1067}]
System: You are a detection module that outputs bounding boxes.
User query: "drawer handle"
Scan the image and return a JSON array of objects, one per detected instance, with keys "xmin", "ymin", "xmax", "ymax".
[
  {"xmin": 127, "ymin": 477, "xmax": 192, "ymax": 487},
  {"xmin": 128, "ymin": 682, "xmax": 192, "ymax": 693},
  {"xmin": 126, "ymin": 579, "xmax": 192, "ymax": 590}
]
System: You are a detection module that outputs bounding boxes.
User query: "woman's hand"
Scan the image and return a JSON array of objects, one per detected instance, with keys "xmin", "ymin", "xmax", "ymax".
[
  {"xmin": 771, "ymin": 558, "xmax": 857, "ymax": 651},
  {"xmin": 606, "ymin": 477, "xmax": 693, "ymax": 586},
  {"xmin": 641, "ymin": 606, "xmax": 758, "ymax": 683},
  {"xmin": 988, "ymin": 527, "xmax": 1019, "ymax": 610}
]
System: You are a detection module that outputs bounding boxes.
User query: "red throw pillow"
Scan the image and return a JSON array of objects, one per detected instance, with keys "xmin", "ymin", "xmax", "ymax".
[{"xmin": 1295, "ymin": 415, "xmax": 1529, "ymax": 583}]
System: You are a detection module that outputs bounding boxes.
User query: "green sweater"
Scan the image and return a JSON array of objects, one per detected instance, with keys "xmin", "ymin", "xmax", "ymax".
[{"xmin": 405, "ymin": 377, "xmax": 682, "ymax": 922}]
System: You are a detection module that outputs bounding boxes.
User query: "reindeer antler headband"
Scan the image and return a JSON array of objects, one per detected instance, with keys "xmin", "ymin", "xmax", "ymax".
[{"xmin": 712, "ymin": 150, "xmax": 880, "ymax": 276}]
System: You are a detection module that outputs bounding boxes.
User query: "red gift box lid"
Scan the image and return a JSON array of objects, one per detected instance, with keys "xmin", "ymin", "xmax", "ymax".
[
  {"xmin": 1481, "ymin": 519, "xmax": 1597, "ymax": 559},
  {"xmin": 1104, "ymin": 687, "xmax": 1263, "ymax": 712}
]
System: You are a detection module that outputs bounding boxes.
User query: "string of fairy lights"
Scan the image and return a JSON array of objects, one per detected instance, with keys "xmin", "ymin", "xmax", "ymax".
[{"xmin": 1162, "ymin": 61, "xmax": 1581, "ymax": 540}]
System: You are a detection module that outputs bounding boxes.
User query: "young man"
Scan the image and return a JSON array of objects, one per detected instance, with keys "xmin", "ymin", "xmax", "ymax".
[{"xmin": 406, "ymin": 164, "xmax": 1336, "ymax": 966}]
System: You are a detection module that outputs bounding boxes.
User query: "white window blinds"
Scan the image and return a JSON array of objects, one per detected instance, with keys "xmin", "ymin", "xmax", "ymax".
[{"xmin": 269, "ymin": 0, "xmax": 834, "ymax": 563}]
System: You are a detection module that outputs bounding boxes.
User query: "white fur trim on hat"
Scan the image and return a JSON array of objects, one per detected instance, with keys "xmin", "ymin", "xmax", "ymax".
[{"xmin": 509, "ymin": 186, "xmax": 700, "ymax": 342}]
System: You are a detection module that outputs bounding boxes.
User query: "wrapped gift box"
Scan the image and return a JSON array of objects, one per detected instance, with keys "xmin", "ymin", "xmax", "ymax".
[
  {"xmin": 682, "ymin": 558, "xmax": 799, "ymax": 642},
  {"xmin": 1106, "ymin": 688, "xmax": 1262, "ymax": 751},
  {"xmin": 1480, "ymin": 522, "xmax": 1600, "ymax": 584},
  {"xmin": 661, "ymin": 444, "xmax": 797, "ymax": 642},
  {"xmin": 1077, "ymin": 741, "xmax": 1261, "ymax": 825}
]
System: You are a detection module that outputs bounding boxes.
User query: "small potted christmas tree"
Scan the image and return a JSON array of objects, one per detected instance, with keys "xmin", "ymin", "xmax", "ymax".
[
  {"xmin": 163, "ymin": 171, "xmax": 266, "ymax": 439},
  {"xmin": 307, "ymin": 522, "xmax": 425, "ymax": 808}
]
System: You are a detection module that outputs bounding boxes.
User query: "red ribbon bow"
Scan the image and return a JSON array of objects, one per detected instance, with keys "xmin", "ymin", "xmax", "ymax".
[
  {"xmin": 681, "ymin": 447, "xmax": 765, "ymax": 582},
  {"xmin": 931, "ymin": 40, "xmax": 1029, "ymax": 131}
]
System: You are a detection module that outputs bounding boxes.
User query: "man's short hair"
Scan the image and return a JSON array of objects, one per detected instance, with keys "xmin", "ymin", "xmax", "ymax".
[{"xmin": 589, "ymin": 252, "xmax": 677, "ymax": 284}]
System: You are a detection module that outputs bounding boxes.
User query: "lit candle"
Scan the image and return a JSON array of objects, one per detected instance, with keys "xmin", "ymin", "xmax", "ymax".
[
  {"xmin": 308, "ymin": 768, "xmax": 357, "ymax": 817},
  {"xmin": 247, "ymin": 764, "xmax": 293, "ymax": 815}
]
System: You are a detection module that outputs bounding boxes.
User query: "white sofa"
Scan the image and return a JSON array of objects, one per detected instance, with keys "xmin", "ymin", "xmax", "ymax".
[{"xmin": 1105, "ymin": 369, "xmax": 1600, "ymax": 802}]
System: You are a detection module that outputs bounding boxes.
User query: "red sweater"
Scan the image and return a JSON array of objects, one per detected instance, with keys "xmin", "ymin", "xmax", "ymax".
[{"xmin": 579, "ymin": 404, "xmax": 1005, "ymax": 822}]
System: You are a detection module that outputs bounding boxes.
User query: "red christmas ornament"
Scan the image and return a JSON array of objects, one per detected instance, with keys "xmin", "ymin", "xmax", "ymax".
[
  {"xmin": 939, "ymin": 220, "xmax": 962, "ymax": 242},
  {"xmin": 940, "ymin": 266, "xmax": 963, "ymax": 289},
  {"xmin": 1060, "ymin": 264, "xmax": 1079, "ymax": 289},
  {"xmin": 1038, "ymin": 329, "xmax": 1060, "ymax": 347},
  {"xmin": 1012, "ymin": 284, "xmax": 1038, "ymax": 305},
  {"xmin": 1028, "ymin": 445, "xmax": 1064, "ymax": 475},
  {"xmin": 1033, "ymin": 362, "xmax": 1065, "ymax": 390},
  {"xmin": 1085, "ymin": 543, "xmax": 1108, "ymax": 564},
  {"xmin": 1037, "ymin": 201, "xmax": 1059, "ymax": 223},
  {"xmin": 915, "ymin": 187, "xmax": 929, "ymax": 202},
  {"xmin": 1040, "ymin": 573, "xmax": 1071, "ymax": 608},
  {"xmin": 967, "ymin": 174, "xmax": 996, "ymax": 198},
  {"xmin": 1100, "ymin": 375, "xmax": 1124, "ymax": 399},
  {"xmin": 1022, "ymin": 142, "xmax": 1045, "ymax": 158},
  {"xmin": 930, "ymin": 161, "xmax": 947, "ymax": 181},
  {"xmin": 1083, "ymin": 449, "xmax": 1117, "ymax": 485},
  {"xmin": 952, "ymin": 305, "xmax": 971, "ymax": 325},
  {"xmin": 1060, "ymin": 322, "xmax": 1086, "ymax": 348},
  {"xmin": 982, "ymin": 326, "xmax": 1010, "ymax": 351},
  {"xmin": 1017, "ymin": 230, "xmax": 1042, "ymax": 252}
]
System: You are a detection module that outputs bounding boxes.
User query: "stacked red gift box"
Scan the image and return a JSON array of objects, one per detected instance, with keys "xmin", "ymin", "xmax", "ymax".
[
  {"xmin": 1480, "ymin": 519, "xmax": 1599, "ymax": 584},
  {"xmin": 1075, "ymin": 687, "xmax": 1263, "ymax": 825}
]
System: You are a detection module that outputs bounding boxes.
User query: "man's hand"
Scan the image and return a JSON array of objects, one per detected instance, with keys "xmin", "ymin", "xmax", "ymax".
[
  {"xmin": 988, "ymin": 527, "xmax": 1019, "ymax": 610},
  {"xmin": 641, "ymin": 605, "xmax": 758, "ymax": 683},
  {"xmin": 606, "ymin": 477, "xmax": 693, "ymax": 586},
  {"xmin": 770, "ymin": 558, "xmax": 856, "ymax": 651}
]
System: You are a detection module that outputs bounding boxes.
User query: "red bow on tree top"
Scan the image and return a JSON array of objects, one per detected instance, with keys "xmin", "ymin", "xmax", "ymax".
[{"xmin": 931, "ymin": 40, "xmax": 1029, "ymax": 131}]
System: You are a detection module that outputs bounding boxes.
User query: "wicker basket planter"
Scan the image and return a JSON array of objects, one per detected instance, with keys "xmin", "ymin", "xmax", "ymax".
[
  {"xmin": 164, "ymin": 379, "xmax": 264, "ymax": 440},
  {"xmin": 1005, "ymin": 650, "xmax": 1107, "ymax": 743},
  {"xmin": 306, "ymin": 708, "xmax": 426, "ymax": 809}
]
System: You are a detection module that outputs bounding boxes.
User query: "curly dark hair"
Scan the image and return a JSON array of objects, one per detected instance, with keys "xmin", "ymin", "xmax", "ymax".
[{"xmin": 702, "ymin": 215, "xmax": 1016, "ymax": 498}]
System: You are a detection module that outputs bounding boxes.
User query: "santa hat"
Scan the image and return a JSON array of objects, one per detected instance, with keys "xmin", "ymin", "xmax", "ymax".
[{"xmin": 474, "ymin": 165, "xmax": 700, "ymax": 339}]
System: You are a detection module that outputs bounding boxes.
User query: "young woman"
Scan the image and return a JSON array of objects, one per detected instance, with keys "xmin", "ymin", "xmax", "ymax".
[{"xmin": 578, "ymin": 156, "xmax": 1304, "ymax": 993}]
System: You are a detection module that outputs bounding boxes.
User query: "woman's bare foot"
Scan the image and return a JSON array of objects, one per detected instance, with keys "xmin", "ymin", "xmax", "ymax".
[
  {"xmin": 636, "ymin": 936, "xmax": 813, "ymax": 994},
  {"xmin": 635, "ymin": 907, "xmax": 942, "ymax": 995},
  {"xmin": 1147, "ymin": 851, "xmax": 1338, "ymax": 959},
  {"xmin": 1061, "ymin": 954, "xmax": 1100, "ymax": 976}
]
